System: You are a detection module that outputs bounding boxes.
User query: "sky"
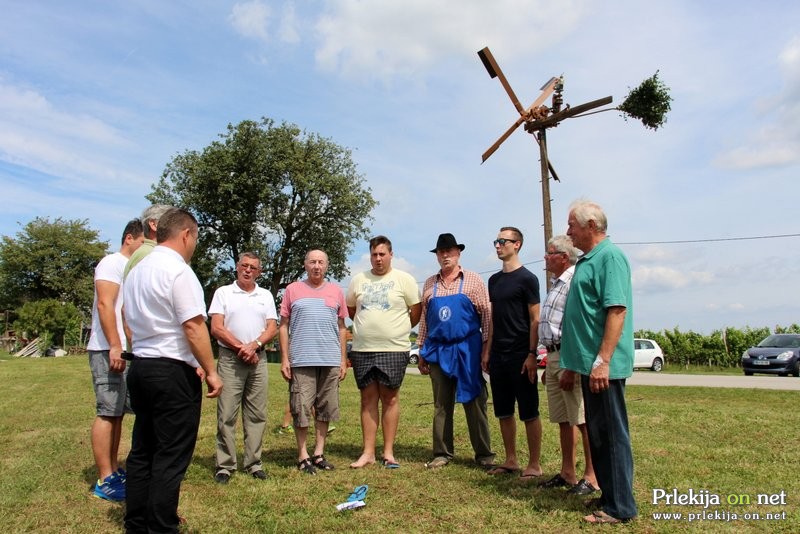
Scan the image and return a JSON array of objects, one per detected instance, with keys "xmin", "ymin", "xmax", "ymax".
[{"xmin": 1, "ymin": 0, "xmax": 799, "ymax": 334}]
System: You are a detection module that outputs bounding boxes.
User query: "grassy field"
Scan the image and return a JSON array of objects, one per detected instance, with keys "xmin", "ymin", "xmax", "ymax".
[{"xmin": 0, "ymin": 355, "xmax": 797, "ymax": 533}]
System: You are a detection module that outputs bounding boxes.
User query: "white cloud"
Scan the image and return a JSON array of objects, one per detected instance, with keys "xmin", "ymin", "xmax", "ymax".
[
  {"xmin": 0, "ymin": 80, "xmax": 142, "ymax": 185},
  {"xmin": 229, "ymin": 1, "xmax": 272, "ymax": 42},
  {"xmin": 715, "ymin": 35, "xmax": 800, "ymax": 169},
  {"xmin": 313, "ymin": 0, "xmax": 588, "ymax": 80},
  {"xmin": 630, "ymin": 245, "xmax": 678, "ymax": 264},
  {"xmin": 279, "ymin": 2, "xmax": 300, "ymax": 43},
  {"xmin": 632, "ymin": 265, "xmax": 713, "ymax": 292}
]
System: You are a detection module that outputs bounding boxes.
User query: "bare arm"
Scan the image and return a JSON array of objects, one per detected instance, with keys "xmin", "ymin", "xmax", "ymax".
[
  {"xmin": 338, "ymin": 318, "xmax": 348, "ymax": 380},
  {"xmin": 482, "ymin": 314, "xmax": 493, "ymax": 374},
  {"xmin": 521, "ymin": 302, "xmax": 540, "ymax": 383},
  {"xmin": 96, "ymin": 280, "xmax": 125, "ymax": 373},
  {"xmin": 409, "ymin": 302, "xmax": 422, "ymax": 328},
  {"xmin": 182, "ymin": 315, "xmax": 222, "ymax": 398},
  {"xmin": 209, "ymin": 313, "xmax": 244, "ymax": 353},
  {"xmin": 278, "ymin": 319, "xmax": 291, "ymax": 381},
  {"xmin": 589, "ymin": 305, "xmax": 626, "ymax": 393}
]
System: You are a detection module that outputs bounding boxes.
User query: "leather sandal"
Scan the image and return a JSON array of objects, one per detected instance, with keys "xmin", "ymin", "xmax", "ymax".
[
  {"xmin": 311, "ymin": 454, "xmax": 335, "ymax": 471},
  {"xmin": 297, "ymin": 457, "xmax": 317, "ymax": 475}
]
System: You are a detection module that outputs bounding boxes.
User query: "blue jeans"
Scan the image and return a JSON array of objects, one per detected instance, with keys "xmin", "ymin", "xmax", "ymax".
[{"xmin": 581, "ymin": 376, "xmax": 637, "ymax": 520}]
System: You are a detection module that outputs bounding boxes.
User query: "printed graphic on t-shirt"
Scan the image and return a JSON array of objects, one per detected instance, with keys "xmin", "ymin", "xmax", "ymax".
[{"xmin": 360, "ymin": 281, "xmax": 395, "ymax": 311}]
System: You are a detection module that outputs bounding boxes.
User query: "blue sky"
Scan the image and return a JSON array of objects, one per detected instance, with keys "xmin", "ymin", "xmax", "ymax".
[{"xmin": 1, "ymin": 0, "xmax": 799, "ymax": 333}]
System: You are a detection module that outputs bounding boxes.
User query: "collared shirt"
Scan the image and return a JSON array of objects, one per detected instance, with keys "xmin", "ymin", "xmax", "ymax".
[
  {"xmin": 87, "ymin": 252, "xmax": 127, "ymax": 351},
  {"xmin": 418, "ymin": 267, "xmax": 490, "ymax": 346},
  {"xmin": 537, "ymin": 265, "xmax": 575, "ymax": 347},
  {"xmin": 208, "ymin": 281, "xmax": 278, "ymax": 350},
  {"xmin": 560, "ymin": 238, "xmax": 634, "ymax": 379},
  {"xmin": 123, "ymin": 245, "xmax": 207, "ymax": 367}
]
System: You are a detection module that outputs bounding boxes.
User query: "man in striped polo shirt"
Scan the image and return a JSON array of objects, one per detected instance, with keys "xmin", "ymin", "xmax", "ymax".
[{"xmin": 279, "ymin": 249, "xmax": 348, "ymax": 474}]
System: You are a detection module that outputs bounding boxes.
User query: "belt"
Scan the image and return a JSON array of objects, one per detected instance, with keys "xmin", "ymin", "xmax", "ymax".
[{"xmin": 545, "ymin": 343, "xmax": 561, "ymax": 353}]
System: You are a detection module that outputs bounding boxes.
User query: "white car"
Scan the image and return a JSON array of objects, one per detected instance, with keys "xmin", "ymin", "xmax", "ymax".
[
  {"xmin": 634, "ymin": 338, "xmax": 664, "ymax": 372},
  {"xmin": 409, "ymin": 343, "xmax": 419, "ymax": 365}
]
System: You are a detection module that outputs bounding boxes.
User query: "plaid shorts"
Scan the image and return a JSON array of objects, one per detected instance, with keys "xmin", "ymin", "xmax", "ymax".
[{"xmin": 349, "ymin": 351, "xmax": 409, "ymax": 389}]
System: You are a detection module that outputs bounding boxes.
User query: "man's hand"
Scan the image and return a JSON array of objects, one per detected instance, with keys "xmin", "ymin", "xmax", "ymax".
[
  {"xmin": 204, "ymin": 371, "xmax": 223, "ymax": 398},
  {"xmin": 280, "ymin": 362, "xmax": 292, "ymax": 382},
  {"xmin": 559, "ymin": 369, "xmax": 577, "ymax": 391},
  {"xmin": 418, "ymin": 356, "xmax": 431, "ymax": 376},
  {"xmin": 238, "ymin": 342, "xmax": 259, "ymax": 365},
  {"xmin": 108, "ymin": 346, "xmax": 127, "ymax": 373},
  {"xmin": 339, "ymin": 363, "xmax": 348, "ymax": 381},
  {"xmin": 589, "ymin": 361, "xmax": 609, "ymax": 393},
  {"xmin": 481, "ymin": 350, "xmax": 490, "ymax": 374},
  {"xmin": 521, "ymin": 354, "xmax": 538, "ymax": 384},
  {"xmin": 195, "ymin": 366, "xmax": 207, "ymax": 382}
]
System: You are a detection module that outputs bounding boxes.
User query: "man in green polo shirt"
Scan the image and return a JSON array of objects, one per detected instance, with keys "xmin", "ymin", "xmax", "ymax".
[{"xmin": 560, "ymin": 199, "xmax": 637, "ymax": 525}]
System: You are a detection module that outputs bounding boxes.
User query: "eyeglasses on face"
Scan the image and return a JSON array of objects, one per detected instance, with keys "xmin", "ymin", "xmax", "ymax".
[
  {"xmin": 544, "ymin": 251, "xmax": 566, "ymax": 257},
  {"xmin": 493, "ymin": 238, "xmax": 518, "ymax": 246},
  {"xmin": 239, "ymin": 263, "xmax": 261, "ymax": 271}
]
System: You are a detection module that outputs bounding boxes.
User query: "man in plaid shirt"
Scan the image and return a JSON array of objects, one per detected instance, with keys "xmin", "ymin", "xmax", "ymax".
[
  {"xmin": 538, "ymin": 235, "xmax": 598, "ymax": 496},
  {"xmin": 417, "ymin": 233, "xmax": 495, "ymax": 469}
]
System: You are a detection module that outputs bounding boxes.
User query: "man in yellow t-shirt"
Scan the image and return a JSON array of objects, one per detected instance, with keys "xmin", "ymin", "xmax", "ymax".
[{"xmin": 346, "ymin": 235, "xmax": 421, "ymax": 469}]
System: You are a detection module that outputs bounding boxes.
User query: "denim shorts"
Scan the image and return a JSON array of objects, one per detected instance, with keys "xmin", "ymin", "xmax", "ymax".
[{"xmin": 89, "ymin": 350, "xmax": 131, "ymax": 417}]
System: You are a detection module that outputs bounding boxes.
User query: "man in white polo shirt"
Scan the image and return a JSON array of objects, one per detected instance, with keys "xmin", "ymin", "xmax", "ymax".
[
  {"xmin": 209, "ymin": 252, "xmax": 278, "ymax": 483},
  {"xmin": 123, "ymin": 207, "xmax": 222, "ymax": 533}
]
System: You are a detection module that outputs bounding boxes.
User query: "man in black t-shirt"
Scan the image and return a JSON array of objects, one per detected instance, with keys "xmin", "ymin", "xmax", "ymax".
[{"xmin": 483, "ymin": 226, "xmax": 543, "ymax": 479}]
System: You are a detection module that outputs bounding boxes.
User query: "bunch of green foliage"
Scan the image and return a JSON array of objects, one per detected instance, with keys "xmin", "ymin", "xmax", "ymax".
[
  {"xmin": 618, "ymin": 71, "xmax": 672, "ymax": 130},
  {"xmin": 14, "ymin": 298, "xmax": 83, "ymax": 348},
  {"xmin": 149, "ymin": 117, "xmax": 377, "ymax": 300},
  {"xmin": 0, "ymin": 217, "xmax": 107, "ymax": 313}
]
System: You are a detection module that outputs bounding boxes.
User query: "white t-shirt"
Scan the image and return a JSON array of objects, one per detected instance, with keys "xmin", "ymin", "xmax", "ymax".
[
  {"xmin": 87, "ymin": 252, "xmax": 127, "ymax": 351},
  {"xmin": 123, "ymin": 246, "xmax": 207, "ymax": 367},
  {"xmin": 208, "ymin": 281, "xmax": 278, "ymax": 349}
]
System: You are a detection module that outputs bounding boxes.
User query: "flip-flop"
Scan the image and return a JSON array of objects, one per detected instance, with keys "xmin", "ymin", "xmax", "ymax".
[
  {"xmin": 382, "ymin": 459, "xmax": 400, "ymax": 469},
  {"xmin": 519, "ymin": 471, "xmax": 543, "ymax": 480},
  {"xmin": 487, "ymin": 465, "xmax": 519, "ymax": 475},
  {"xmin": 336, "ymin": 484, "xmax": 369, "ymax": 512},
  {"xmin": 347, "ymin": 484, "xmax": 369, "ymax": 502},
  {"xmin": 584, "ymin": 511, "xmax": 628, "ymax": 524}
]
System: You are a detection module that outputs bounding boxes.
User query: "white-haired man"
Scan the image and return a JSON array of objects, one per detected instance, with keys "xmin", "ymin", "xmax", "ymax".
[{"xmin": 561, "ymin": 200, "xmax": 637, "ymax": 524}]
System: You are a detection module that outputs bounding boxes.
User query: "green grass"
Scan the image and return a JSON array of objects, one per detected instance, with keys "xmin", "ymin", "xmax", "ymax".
[{"xmin": 0, "ymin": 356, "xmax": 797, "ymax": 532}]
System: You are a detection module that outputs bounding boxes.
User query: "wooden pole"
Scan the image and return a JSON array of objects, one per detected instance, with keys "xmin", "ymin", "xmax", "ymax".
[{"xmin": 537, "ymin": 129, "xmax": 554, "ymax": 288}]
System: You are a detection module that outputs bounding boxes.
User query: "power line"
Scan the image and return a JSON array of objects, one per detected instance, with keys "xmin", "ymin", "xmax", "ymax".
[{"xmin": 616, "ymin": 233, "xmax": 800, "ymax": 245}]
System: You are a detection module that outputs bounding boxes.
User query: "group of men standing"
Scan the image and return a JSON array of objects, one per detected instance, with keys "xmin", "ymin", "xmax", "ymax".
[
  {"xmin": 87, "ymin": 198, "xmax": 637, "ymax": 530},
  {"xmin": 416, "ymin": 200, "xmax": 637, "ymax": 525}
]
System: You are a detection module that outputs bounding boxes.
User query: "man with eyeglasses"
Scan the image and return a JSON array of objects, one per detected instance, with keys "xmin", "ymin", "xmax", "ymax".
[
  {"xmin": 538, "ymin": 235, "xmax": 598, "ymax": 496},
  {"xmin": 209, "ymin": 252, "xmax": 278, "ymax": 483},
  {"xmin": 483, "ymin": 227, "xmax": 543, "ymax": 479}
]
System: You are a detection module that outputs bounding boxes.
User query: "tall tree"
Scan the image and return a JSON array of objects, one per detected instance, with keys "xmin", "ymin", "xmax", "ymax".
[
  {"xmin": 0, "ymin": 217, "xmax": 108, "ymax": 313},
  {"xmin": 148, "ymin": 118, "xmax": 377, "ymax": 298}
]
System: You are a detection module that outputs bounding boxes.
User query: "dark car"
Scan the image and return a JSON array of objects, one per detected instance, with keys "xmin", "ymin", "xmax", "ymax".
[{"xmin": 741, "ymin": 334, "xmax": 800, "ymax": 377}]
